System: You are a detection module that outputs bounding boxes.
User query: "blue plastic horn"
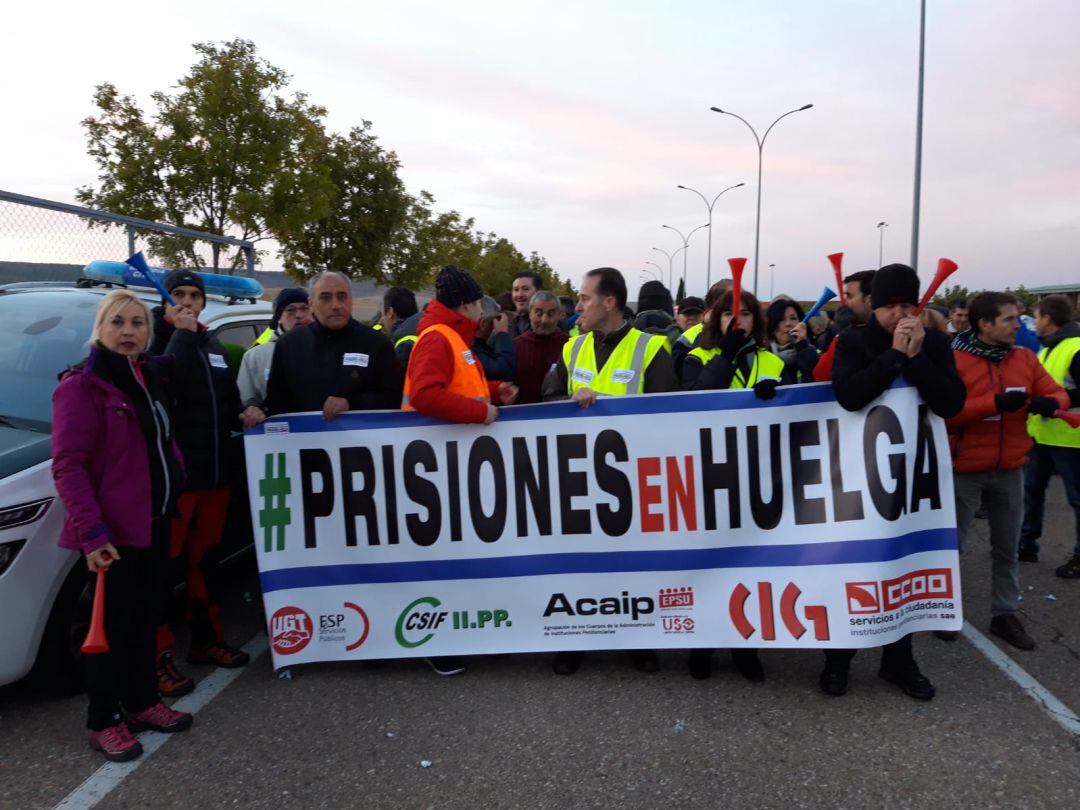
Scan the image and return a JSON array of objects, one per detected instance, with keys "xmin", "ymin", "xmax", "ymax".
[
  {"xmin": 802, "ymin": 286, "xmax": 837, "ymax": 322},
  {"xmin": 125, "ymin": 251, "xmax": 175, "ymax": 305}
]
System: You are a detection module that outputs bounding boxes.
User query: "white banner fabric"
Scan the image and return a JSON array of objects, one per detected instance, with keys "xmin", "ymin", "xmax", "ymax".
[{"xmin": 244, "ymin": 383, "xmax": 962, "ymax": 671}]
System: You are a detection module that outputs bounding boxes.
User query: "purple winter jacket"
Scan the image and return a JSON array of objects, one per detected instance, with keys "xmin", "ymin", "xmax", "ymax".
[{"xmin": 52, "ymin": 352, "xmax": 183, "ymax": 555}]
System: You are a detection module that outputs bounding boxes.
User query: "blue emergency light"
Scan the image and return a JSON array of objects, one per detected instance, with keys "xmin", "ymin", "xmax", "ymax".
[{"xmin": 82, "ymin": 260, "xmax": 264, "ymax": 301}]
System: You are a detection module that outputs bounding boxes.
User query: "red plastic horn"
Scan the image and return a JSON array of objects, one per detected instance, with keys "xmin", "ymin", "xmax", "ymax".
[
  {"xmin": 828, "ymin": 253, "xmax": 845, "ymax": 305},
  {"xmin": 914, "ymin": 258, "xmax": 959, "ymax": 315},
  {"xmin": 1053, "ymin": 410, "xmax": 1080, "ymax": 429},
  {"xmin": 81, "ymin": 569, "xmax": 109, "ymax": 655},
  {"xmin": 728, "ymin": 258, "xmax": 747, "ymax": 317}
]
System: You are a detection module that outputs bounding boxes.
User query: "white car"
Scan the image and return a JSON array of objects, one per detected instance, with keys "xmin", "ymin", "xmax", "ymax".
[{"xmin": 0, "ymin": 268, "xmax": 272, "ymax": 689}]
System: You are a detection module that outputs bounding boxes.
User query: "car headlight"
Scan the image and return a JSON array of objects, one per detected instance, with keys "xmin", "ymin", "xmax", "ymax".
[
  {"xmin": 0, "ymin": 498, "xmax": 52, "ymax": 530},
  {"xmin": 0, "ymin": 539, "xmax": 26, "ymax": 576}
]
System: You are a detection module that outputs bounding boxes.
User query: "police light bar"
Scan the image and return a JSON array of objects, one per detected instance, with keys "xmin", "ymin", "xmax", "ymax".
[{"xmin": 82, "ymin": 260, "xmax": 264, "ymax": 300}]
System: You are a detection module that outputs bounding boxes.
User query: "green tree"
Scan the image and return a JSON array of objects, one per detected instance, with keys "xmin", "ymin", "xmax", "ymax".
[
  {"xmin": 675, "ymin": 277, "xmax": 686, "ymax": 303},
  {"xmin": 932, "ymin": 284, "xmax": 971, "ymax": 309},
  {"xmin": 77, "ymin": 38, "xmax": 333, "ymax": 271},
  {"xmin": 278, "ymin": 122, "xmax": 410, "ymax": 280},
  {"xmin": 380, "ymin": 192, "xmax": 480, "ymax": 289}
]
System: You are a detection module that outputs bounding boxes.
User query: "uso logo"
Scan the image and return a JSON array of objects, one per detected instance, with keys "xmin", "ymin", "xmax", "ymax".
[{"xmin": 270, "ymin": 606, "xmax": 313, "ymax": 655}]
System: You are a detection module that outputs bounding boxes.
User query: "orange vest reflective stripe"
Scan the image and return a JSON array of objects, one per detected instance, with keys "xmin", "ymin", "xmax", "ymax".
[{"xmin": 402, "ymin": 323, "xmax": 490, "ymax": 410}]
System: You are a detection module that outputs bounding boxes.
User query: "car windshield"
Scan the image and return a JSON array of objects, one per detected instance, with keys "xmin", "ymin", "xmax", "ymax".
[{"xmin": 0, "ymin": 292, "xmax": 100, "ymax": 430}]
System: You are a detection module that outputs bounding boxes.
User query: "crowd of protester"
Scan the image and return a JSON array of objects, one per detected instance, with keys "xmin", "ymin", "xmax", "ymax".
[{"xmin": 51, "ymin": 258, "xmax": 1080, "ymax": 761}]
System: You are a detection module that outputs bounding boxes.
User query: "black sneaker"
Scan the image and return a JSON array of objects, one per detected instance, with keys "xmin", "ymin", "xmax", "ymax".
[
  {"xmin": 1055, "ymin": 555, "xmax": 1080, "ymax": 579},
  {"xmin": 552, "ymin": 651, "xmax": 583, "ymax": 676},
  {"xmin": 989, "ymin": 614, "xmax": 1036, "ymax": 650},
  {"xmin": 731, "ymin": 649, "xmax": 765, "ymax": 682},
  {"xmin": 819, "ymin": 661, "xmax": 849, "ymax": 697},
  {"xmin": 1018, "ymin": 547, "xmax": 1039, "ymax": 563},
  {"xmin": 688, "ymin": 649, "xmax": 713, "ymax": 680},
  {"xmin": 628, "ymin": 649, "xmax": 660, "ymax": 673},
  {"xmin": 879, "ymin": 660, "xmax": 935, "ymax": 701},
  {"xmin": 425, "ymin": 656, "xmax": 466, "ymax": 676}
]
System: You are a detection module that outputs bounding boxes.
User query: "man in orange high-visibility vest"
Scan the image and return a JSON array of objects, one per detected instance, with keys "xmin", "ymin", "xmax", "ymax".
[{"xmin": 400, "ymin": 265, "xmax": 519, "ymax": 677}]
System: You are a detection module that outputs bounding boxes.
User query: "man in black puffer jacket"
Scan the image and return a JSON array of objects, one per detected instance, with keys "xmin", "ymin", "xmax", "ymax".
[
  {"xmin": 150, "ymin": 269, "xmax": 249, "ymax": 698},
  {"xmin": 263, "ymin": 271, "xmax": 403, "ymax": 419},
  {"xmin": 821, "ymin": 263, "xmax": 965, "ymax": 703}
]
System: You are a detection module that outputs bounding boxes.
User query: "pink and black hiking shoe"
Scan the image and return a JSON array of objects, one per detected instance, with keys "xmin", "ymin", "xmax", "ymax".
[
  {"xmin": 88, "ymin": 722, "xmax": 143, "ymax": 762},
  {"xmin": 125, "ymin": 702, "xmax": 194, "ymax": 734}
]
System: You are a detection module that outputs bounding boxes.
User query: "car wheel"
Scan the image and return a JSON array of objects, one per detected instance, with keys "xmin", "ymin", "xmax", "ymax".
[{"xmin": 30, "ymin": 562, "xmax": 91, "ymax": 695}]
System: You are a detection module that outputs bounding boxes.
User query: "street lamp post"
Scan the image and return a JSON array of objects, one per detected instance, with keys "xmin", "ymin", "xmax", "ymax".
[
  {"xmin": 676, "ymin": 182, "xmax": 744, "ymax": 291},
  {"xmin": 643, "ymin": 262, "xmax": 663, "ymax": 280},
  {"xmin": 710, "ymin": 103, "xmax": 813, "ymax": 296},
  {"xmin": 661, "ymin": 223, "xmax": 709, "ymax": 293},
  {"xmin": 651, "ymin": 246, "xmax": 684, "ymax": 290},
  {"xmin": 877, "ymin": 221, "xmax": 888, "ymax": 267},
  {"xmin": 769, "ymin": 264, "xmax": 776, "ymax": 299},
  {"xmin": 911, "ymin": 0, "xmax": 927, "ymax": 268}
]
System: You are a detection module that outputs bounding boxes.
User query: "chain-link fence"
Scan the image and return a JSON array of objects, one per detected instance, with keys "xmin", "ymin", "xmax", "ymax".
[{"xmin": 0, "ymin": 190, "xmax": 256, "ymax": 284}]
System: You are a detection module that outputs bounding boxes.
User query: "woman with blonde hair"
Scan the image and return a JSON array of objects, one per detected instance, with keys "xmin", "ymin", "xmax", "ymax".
[{"xmin": 52, "ymin": 289, "xmax": 192, "ymax": 761}]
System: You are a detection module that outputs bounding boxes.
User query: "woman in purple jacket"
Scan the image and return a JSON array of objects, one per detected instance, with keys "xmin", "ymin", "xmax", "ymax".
[{"xmin": 52, "ymin": 290, "xmax": 193, "ymax": 761}]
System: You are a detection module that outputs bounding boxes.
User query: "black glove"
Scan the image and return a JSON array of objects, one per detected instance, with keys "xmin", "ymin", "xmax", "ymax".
[
  {"xmin": 995, "ymin": 391, "xmax": 1027, "ymax": 413},
  {"xmin": 721, "ymin": 328, "xmax": 749, "ymax": 361},
  {"xmin": 1028, "ymin": 396, "xmax": 1059, "ymax": 417},
  {"xmin": 753, "ymin": 379, "xmax": 779, "ymax": 401}
]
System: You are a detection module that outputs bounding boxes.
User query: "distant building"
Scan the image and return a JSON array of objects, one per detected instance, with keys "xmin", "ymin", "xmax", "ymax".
[{"xmin": 1028, "ymin": 283, "xmax": 1080, "ymax": 305}]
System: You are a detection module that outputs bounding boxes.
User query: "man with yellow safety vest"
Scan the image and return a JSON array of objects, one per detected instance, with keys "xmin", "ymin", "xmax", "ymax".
[
  {"xmin": 541, "ymin": 267, "xmax": 674, "ymax": 405},
  {"xmin": 541, "ymin": 267, "xmax": 673, "ymax": 676},
  {"xmin": 1020, "ymin": 294, "xmax": 1080, "ymax": 578}
]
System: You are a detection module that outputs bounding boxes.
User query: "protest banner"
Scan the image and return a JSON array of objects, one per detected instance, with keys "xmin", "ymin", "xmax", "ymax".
[{"xmin": 245, "ymin": 383, "xmax": 961, "ymax": 671}]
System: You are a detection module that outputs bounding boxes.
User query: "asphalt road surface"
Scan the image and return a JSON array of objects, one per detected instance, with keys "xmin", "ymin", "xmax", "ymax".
[{"xmin": 2, "ymin": 481, "xmax": 1078, "ymax": 809}]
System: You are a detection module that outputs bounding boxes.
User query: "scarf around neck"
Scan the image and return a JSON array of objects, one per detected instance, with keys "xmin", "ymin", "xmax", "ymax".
[{"xmin": 952, "ymin": 328, "xmax": 1009, "ymax": 363}]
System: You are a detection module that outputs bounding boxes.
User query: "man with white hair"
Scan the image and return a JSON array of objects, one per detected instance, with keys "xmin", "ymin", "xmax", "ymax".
[{"xmin": 265, "ymin": 271, "xmax": 403, "ymax": 419}]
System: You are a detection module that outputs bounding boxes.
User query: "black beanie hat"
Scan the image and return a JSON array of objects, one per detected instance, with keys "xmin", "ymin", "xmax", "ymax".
[
  {"xmin": 872, "ymin": 264, "xmax": 920, "ymax": 308},
  {"xmin": 272, "ymin": 287, "xmax": 309, "ymax": 328},
  {"xmin": 636, "ymin": 280, "xmax": 674, "ymax": 316},
  {"xmin": 435, "ymin": 265, "xmax": 484, "ymax": 308},
  {"xmin": 162, "ymin": 268, "xmax": 205, "ymax": 299}
]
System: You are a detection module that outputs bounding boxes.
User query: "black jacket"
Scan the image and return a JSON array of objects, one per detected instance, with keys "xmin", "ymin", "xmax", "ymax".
[
  {"xmin": 265, "ymin": 318, "xmax": 403, "ymax": 415},
  {"xmin": 831, "ymin": 316, "xmax": 965, "ymax": 417},
  {"xmin": 472, "ymin": 332, "xmax": 516, "ymax": 382},
  {"xmin": 150, "ymin": 308, "xmax": 242, "ymax": 490}
]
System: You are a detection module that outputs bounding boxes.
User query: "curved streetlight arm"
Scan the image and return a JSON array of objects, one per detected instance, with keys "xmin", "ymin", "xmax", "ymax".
[
  {"xmin": 710, "ymin": 107, "xmax": 761, "ymax": 148},
  {"xmin": 710, "ymin": 182, "xmax": 745, "ymax": 208},
  {"xmin": 687, "ymin": 222, "xmax": 710, "ymax": 241},
  {"xmin": 677, "ymin": 184, "xmax": 711, "ymax": 211},
  {"xmin": 761, "ymin": 104, "xmax": 813, "ymax": 146},
  {"xmin": 662, "ymin": 223, "xmax": 689, "ymax": 244}
]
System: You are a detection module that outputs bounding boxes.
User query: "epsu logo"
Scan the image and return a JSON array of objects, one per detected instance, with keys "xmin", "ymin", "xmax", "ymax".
[
  {"xmin": 846, "ymin": 569, "xmax": 953, "ymax": 614},
  {"xmin": 270, "ymin": 606, "xmax": 313, "ymax": 655}
]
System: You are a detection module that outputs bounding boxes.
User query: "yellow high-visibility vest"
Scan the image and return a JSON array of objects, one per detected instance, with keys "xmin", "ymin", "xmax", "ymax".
[
  {"xmin": 1029, "ymin": 336, "xmax": 1080, "ymax": 448},
  {"xmin": 686, "ymin": 345, "xmax": 785, "ymax": 389},
  {"xmin": 563, "ymin": 328, "xmax": 667, "ymax": 396}
]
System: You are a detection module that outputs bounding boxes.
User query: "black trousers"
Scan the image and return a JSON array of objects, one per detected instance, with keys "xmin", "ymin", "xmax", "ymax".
[
  {"xmin": 84, "ymin": 520, "xmax": 169, "ymax": 731},
  {"xmin": 824, "ymin": 634, "xmax": 913, "ymax": 669}
]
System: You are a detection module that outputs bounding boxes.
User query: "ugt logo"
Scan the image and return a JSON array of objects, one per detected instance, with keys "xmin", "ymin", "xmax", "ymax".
[
  {"xmin": 270, "ymin": 606, "xmax": 313, "ymax": 655},
  {"xmin": 729, "ymin": 582, "xmax": 829, "ymax": 641}
]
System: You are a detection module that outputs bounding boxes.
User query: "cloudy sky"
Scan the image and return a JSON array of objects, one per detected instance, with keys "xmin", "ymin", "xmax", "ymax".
[{"xmin": 3, "ymin": 0, "xmax": 1078, "ymax": 298}]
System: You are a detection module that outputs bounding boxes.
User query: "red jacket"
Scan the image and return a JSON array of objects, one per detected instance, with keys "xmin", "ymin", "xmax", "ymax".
[
  {"xmin": 813, "ymin": 339, "xmax": 836, "ymax": 382},
  {"xmin": 947, "ymin": 347, "xmax": 1068, "ymax": 473},
  {"xmin": 405, "ymin": 299, "xmax": 502, "ymax": 423}
]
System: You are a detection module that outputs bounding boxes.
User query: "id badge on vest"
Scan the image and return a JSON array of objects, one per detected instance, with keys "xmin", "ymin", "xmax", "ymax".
[
  {"xmin": 611, "ymin": 369, "xmax": 634, "ymax": 385},
  {"xmin": 571, "ymin": 366, "xmax": 595, "ymax": 386}
]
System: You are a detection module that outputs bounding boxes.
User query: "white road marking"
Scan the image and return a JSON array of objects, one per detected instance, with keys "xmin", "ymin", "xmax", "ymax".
[
  {"xmin": 962, "ymin": 621, "xmax": 1080, "ymax": 736},
  {"xmin": 53, "ymin": 634, "xmax": 269, "ymax": 810}
]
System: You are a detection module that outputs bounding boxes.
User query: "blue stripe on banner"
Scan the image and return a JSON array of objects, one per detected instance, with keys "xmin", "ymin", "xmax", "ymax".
[
  {"xmin": 247, "ymin": 380, "xmax": 913, "ymax": 435},
  {"xmin": 259, "ymin": 526, "xmax": 956, "ymax": 593}
]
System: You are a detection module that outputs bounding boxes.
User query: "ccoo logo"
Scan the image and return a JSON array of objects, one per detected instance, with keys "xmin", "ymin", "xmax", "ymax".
[{"xmin": 271, "ymin": 605, "xmax": 313, "ymax": 655}]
